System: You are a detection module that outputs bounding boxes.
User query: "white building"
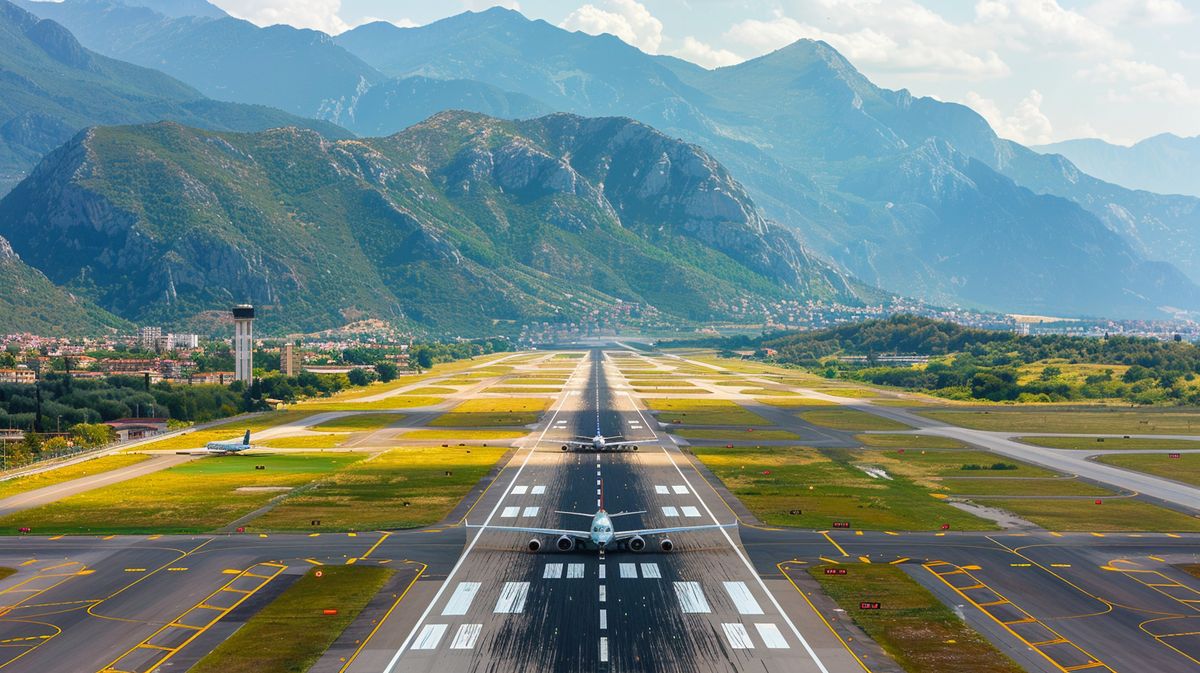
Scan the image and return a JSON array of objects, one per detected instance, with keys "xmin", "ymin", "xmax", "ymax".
[
  {"xmin": 232, "ymin": 305, "xmax": 254, "ymax": 383},
  {"xmin": 137, "ymin": 326, "xmax": 162, "ymax": 351}
]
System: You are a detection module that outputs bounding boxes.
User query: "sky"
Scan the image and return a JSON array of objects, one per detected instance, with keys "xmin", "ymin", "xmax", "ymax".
[{"xmin": 206, "ymin": 0, "xmax": 1200, "ymax": 146}]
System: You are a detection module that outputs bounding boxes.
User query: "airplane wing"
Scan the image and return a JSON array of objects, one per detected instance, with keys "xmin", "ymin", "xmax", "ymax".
[
  {"xmin": 613, "ymin": 522, "xmax": 736, "ymax": 540},
  {"xmin": 466, "ymin": 523, "xmax": 587, "ymax": 538}
]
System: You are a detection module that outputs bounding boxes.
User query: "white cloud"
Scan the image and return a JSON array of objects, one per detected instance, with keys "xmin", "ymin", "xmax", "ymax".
[
  {"xmin": 559, "ymin": 0, "xmax": 663, "ymax": 54},
  {"xmin": 1080, "ymin": 59, "xmax": 1200, "ymax": 103},
  {"xmin": 981, "ymin": 0, "xmax": 1124, "ymax": 55},
  {"xmin": 670, "ymin": 36, "xmax": 742, "ymax": 69},
  {"xmin": 1088, "ymin": 0, "xmax": 1191, "ymax": 26},
  {"xmin": 964, "ymin": 89, "xmax": 1054, "ymax": 144},
  {"xmin": 214, "ymin": 0, "xmax": 350, "ymax": 34}
]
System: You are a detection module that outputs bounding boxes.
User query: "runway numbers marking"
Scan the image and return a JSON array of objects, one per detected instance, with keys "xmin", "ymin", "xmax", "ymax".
[
  {"xmin": 544, "ymin": 564, "xmax": 564, "ymax": 579},
  {"xmin": 412, "ymin": 624, "xmax": 447, "ymax": 650},
  {"xmin": 449, "ymin": 624, "xmax": 481, "ymax": 650},
  {"xmin": 662, "ymin": 506, "xmax": 679, "ymax": 518},
  {"xmin": 531, "ymin": 485, "xmax": 546, "ymax": 495},
  {"xmin": 522, "ymin": 507, "xmax": 540, "ymax": 518},
  {"xmin": 755, "ymin": 623, "xmax": 790, "ymax": 649},
  {"xmin": 724, "ymin": 581, "xmax": 764, "ymax": 615},
  {"xmin": 443, "ymin": 582, "xmax": 481, "ymax": 615},
  {"xmin": 619, "ymin": 563, "xmax": 637, "ymax": 579},
  {"xmin": 722, "ymin": 623, "xmax": 754, "ymax": 649},
  {"xmin": 641, "ymin": 563, "xmax": 661, "ymax": 579},
  {"xmin": 674, "ymin": 582, "xmax": 711, "ymax": 613},
  {"xmin": 672, "ymin": 485, "xmax": 689, "ymax": 495},
  {"xmin": 511, "ymin": 485, "xmax": 529, "ymax": 495},
  {"xmin": 682, "ymin": 506, "xmax": 701, "ymax": 518},
  {"xmin": 567, "ymin": 563, "xmax": 585, "ymax": 579},
  {"xmin": 655, "ymin": 485, "xmax": 669, "ymax": 495},
  {"xmin": 501, "ymin": 507, "xmax": 519, "ymax": 518},
  {"xmin": 493, "ymin": 582, "xmax": 529, "ymax": 614}
]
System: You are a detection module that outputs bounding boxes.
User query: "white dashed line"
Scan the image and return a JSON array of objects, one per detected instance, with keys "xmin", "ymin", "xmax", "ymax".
[
  {"xmin": 599, "ymin": 609, "xmax": 608, "ymax": 630},
  {"xmin": 600, "ymin": 636, "xmax": 609, "ymax": 662},
  {"xmin": 599, "ymin": 585, "xmax": 607, "ymax": 602},
  {"xmin": 598, "ymin": 564, "xmax": 607, "ymax": 579}
]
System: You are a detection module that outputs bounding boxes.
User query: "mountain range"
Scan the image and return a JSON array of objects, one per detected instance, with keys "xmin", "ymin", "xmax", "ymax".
[{"xmin": 1036, "ymin": 134, "xmax": 1200, "ymax": 199}]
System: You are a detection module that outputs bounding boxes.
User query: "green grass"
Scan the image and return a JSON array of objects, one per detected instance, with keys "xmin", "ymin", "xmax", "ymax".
[
  {"xmin": 402, "ymin": 429, "xmax": 527, "ymax": 440},
  {"xmin": 429, "ymin": 398, "xmax": 549, "ymax": 427},
  {"xmin": 674, "ymin": 429, "xmax": 801, "ymax": 440},
  {"xmin": 485, "ymin": 387, "xmax": 561, "ymax": 393},
  {"xmin": 986, "ymin": 498, "xmax": 1200, "ymax": 531},
  {"xmin": 310, "ymin": 414, "xmax": 406, "ymax": 432},
  {"xmin": 921, "ymin": 409, "xmax": 1200, "ymax": 434},
  {"xmin": 0, "ymin": 567, "xmax": 13, "ymax": 581},
  {"xmin": 855, "ymin": 434, "xmax": 967, "ymax": 449},
  {"xmin": 190, "ymin": 566, "xmax": 393, "ymax": 673},
  {"xmin": 862, "ymin": 450, "xmax": 1056, "ymax": 480},
  {"xmin": 132, "ymin": 412, "xmax": 310, "ymax": 451},
  {"xmin": 691, "ymin": 446, "xmax": 992, "ymax": 530},
  {"xmin": 0, "ymin": 454, "xmax": 150, "ymax": 500},
  {"xmin": 800, "ymin": 409, "xmax": 911, "ymax": 431},
  {"xmin": 403, "ymin": 387, "xmax": 457, "ymax": 395},
  {"xmin": 294, "ymin": 396, "xmax": 443, "ymax": 412},
  {"xmin": 647, "ymin": 399, "xmax": 771, "ymax": 426},
  {"xmin": 1096, "ymin": 453, "xmax": 1200, "ymax": 487},
  {"xmin": 256, "ymin": 447, "xmax": 508, "ymax": 530},
  {"xmin": 752, "ymin": 397, "xmax": 838, "ymax": 407},
  {"xmin": 0, "ymin": 454, "xmax": 363, "ymax": 534},
  {"xmin": 941, "ymin": 478, "xmax": 1111, "ymax": 497},
  {"xmin": 817, "ymin": 388, "xmax": 881, "ymax": 398},
  {"xmin": 1182, "ymin": 564, "xmax": 1200, "ymax": 580},
  {"xmin": 1018, "ymin": 436, "xmax": 1200, "ymax": 451},
  {"xmin": 258, "ymin": 435, "xmax": 349, "ymax": 449},
  {"xmin": 806, "ymin": 564, "xmax": 1024, "ymax": 673}
]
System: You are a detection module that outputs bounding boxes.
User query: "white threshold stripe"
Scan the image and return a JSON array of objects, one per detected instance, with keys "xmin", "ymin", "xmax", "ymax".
[
  {"xmin": 723, "ymin": 623, "xmax": 754, "ymax": 649},
  {"xmin": 511, "ymin": 485, "xmax": 528, "ymax": 495},
  {"xmin": 674, "ymin": 581, "xmax": 711, "ymax": 613},
  {"xmin": 641, "ymin": 563, "xmax": 661, "ymax": 579},
  {"xmin": 655, "ymin": 485, "xmax": 669, "ymax": 495},
  {"xmin": 682, "ymin": 506, "xmax": 701, "ymax": 518},
  {"xmin": 379, "ymin": 360, "xmax": 585, "ymax": 672},
  {"xmin": 567, "ymin": 563, "xmax": 585, "ymax": 578},
  {"xmin": 624, "ymin": 391, "xmax": 831, "ymax": 673},
  {"xmin": 450, "ymin": 623, "xmax": 482, "ymax": 650},
  {"xmin": 493, "ymin": 582, "xmax": 530, "ymax": 614},
  {"xmin": 412, "ymin": 624, "xmax": 447, "ymax": 650},
  {"xmin": 672, "ymin": 485, "xmax": 689, "ymax": 494},
  {"xmin": 724, "ymin": 581, "xmax": 764, "ymax": 615},
  {"xmin": 500, "ymin": 506, "xmax": 519, "ymax": 518},
  {"xmin": 442, "ymin": 582, "xmax": 481, "ymax": 616},
  {"xmin": 756, "ymin": 623, "xmax": 790, "ymax": 649},
  {"xmin": 619, "ymin": 563, "xmax": 637, "ymax": 578},
  {"xmin": 662, "ymin": 506, "xmax": 679, "ymax": 517},
  {"xmin": 531, "ymin": 485, "xmax": 546, "ymax": 495},
  {"xmin": 522, "ymin": 506, "xmax": 539, "ymax": 517},
  {"xmin": 544, "ymin": 563, "xmax": 563, "ymax": 579}
]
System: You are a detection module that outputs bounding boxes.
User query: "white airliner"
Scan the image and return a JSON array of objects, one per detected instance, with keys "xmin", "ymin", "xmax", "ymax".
[
  {"xmin": 560, "ymin": 434, "xmax": 650, "ymax": 452},
  {"xmin": 473, "ymin": 489, "xmax": 733, "ymax": 553},
  {"xmin": 205, "ymin": 430, "xmax": 252, "ymax": 455}
]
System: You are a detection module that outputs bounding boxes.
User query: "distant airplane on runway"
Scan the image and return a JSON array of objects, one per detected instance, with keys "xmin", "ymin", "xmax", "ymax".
[
  {"xmin": 561, "ymin": 433, "xmax": 652, "ymax": 452},
  {"xmin": 205, "ymin": 430, "xmax": 253, "ymax": 455}
]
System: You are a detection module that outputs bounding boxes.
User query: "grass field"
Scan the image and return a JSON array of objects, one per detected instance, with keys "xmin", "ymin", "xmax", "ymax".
[
  {"xmin": 0, "ymin": 454, "xmax": 150, "ymax": 500},
  {"xmin": 258, "ymin": 435, "xmax": 349, "ymax": 449},
  {"xmin": 752, "ymin": 397, "xmax": 838, "ymax": 407},
  {"xmin": 861, "ymin": 450, "xmax": 1056, "ymax": 482},
  {"xmin": 403, "ymin": 387, "xmax": 457, "ymax": 395},
  {"xmin": 0, "ymin": 454, "xmax": 363, "ymax": 534},
  {"xmin": 691, "ymin": 445, "xmax": 992, "ymax": 530},
  {"xmin": 0, "ymin": 567, "xmax": 13, "ymax": 581},
  {"xmin": 485, "ymin": 387, "xmax": 561, "ymax": 394},
  {"xmin": 799, "ymin": 409, "xmax": 912, "ymax": 431},
  {"xmin": 310, "ymin": 414, "xmax": 406, "ymax": 432},
  {"xmin": 190, "ymin": 566, "xmax": 393, "ymax": 673},
  {"xmin": 806, "ymin": 564, "xmax": 1024, "ymax": 673},
  {"xmin": 1017, "ymin": 361, "xmax": 1131, "ymax": 386},
  {"xmin": 674, "ymin": 429, "xmax": 801, "ymax": 440},
  {"xmin": 940, "ymin": 478, "xmax": 1111, "ymax": 497},
  {"xmin": 290, "ymin": 354, "xmax": 508, "ymax": 406},
  {"xmin": 429, "ymin": 398, "xmax": 549, "ymax": 427},
  {"xmin": 1018, "ymin": 436, "xmax": 1200, "ymax": 451},
  {"xmin": 503, "ymin": 378, "xmax": 568, "ymax": 385},
  {"xmin": 984, "ymin": 498, "xmax": 1200, "ymax": 531},
  {"xmin": 292, "ymin": 396, "xmax": 443, "ymax": 412},
  {"xmin": 1096, "ymin": 453, "xmax": 1200, "ymax": 487},
  {"xmin": 1182, "ymin": 564, "xmax": 1200, "ymax": 580},
  {"xmin": 131, "ymin": 412, "xmax": 310, "ymax": 452},
  {"xmin": 921, "ymin": 409, "xmax": 1200, "ymax": 434},
  {"xmin": 815, "ymin": 388, "xmax": 881, "ymax": 398},
  {"xmin": 256, "ymin": 446, "xmax": 508, "ymax": 530},
  {"xmin": 646, "ymin": 399, "xmax": 771, "ymax": 426},
  {"xmin": 402, "ymin": 429, "xmax": 527, "ymax": 440},
  {"xmin": 855, "ymin": 434, "xmax": 967, "ymax": 449}
]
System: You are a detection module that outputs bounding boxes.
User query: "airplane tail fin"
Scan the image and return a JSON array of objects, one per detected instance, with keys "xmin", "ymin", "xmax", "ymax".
[{"xmin": 242, "ymin": 430, "xmax": 250, "ymax": 445}]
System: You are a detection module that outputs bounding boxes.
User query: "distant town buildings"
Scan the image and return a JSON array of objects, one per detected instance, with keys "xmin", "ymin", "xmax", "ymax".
[
  {"xmin": 232, "ymin": 305, "xmax": 254, "ymax": 383},
  {"xmin": 136, "ymin": 326, "xmax": 162, "ymax": 351},
  {"xmin": 0, "ymin": 368, "xmax": 36, "ymax": 384}
]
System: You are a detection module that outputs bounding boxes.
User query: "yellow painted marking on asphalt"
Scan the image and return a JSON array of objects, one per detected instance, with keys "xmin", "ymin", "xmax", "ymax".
[
  {"xmin": 1167, "ymin": 533, "xmax": 1182, "ymax": 538},
  {"xmin": 854, "ymin": 530, "xmax": 863, "ymax": 536},
  {"xmin": 1049, "ymin": 532, "xmax": 1063, "ymax": 537},
  {"xmin": 1050, "ymin": 564, "xmax": 1072, "ymax": 568},
  {"xmin": 821, "ymin": 532, "xmax": 849, "ymax": 557},
  {"xmin": 962, "ymin": 565, "xmax": 982, "ymax": 571},
  {"xmin": 819, "ymin": 556, "xmax": 840, "ymax": 565},
  {"xmin": 167, "ymin": 568, "xmax": 188, "ymax": 572},
  {"xmin": 1149, "ymin": 556, "xmax": 1166, "ymax": 562},
  {"xmin": 48, "ymin": 536, "xmax": 63, "ymax": 541},
  {"xmin": 858, "ymin": 556, "xmax": 871, "ymax": 564},
  {"xmin": 18, "ymin": 560, "xmax": 36, "ymax": 567},
  {"xmin": 890, "ymin": 557, "xmax": 910, "ymax": 565},
  {"xmin": 146, "ymin": 535, "xmax": 161, "ymax": 541},
  {"xmin": 258, "ymin": 533, "xmax": 268, "ymax": 538},
  {"xmin": 222, "ymin": 569, "xmax": 241, "ymax": 575},
  {"xmin": 883, "ymin": 531, "xmax": 898, "ymax": 536},
  {"xmin": 123, "ymin": 569, "xmax": 145, "ymax": 573},
  {"xmin": 347, "ymin": 532, "xmax": 357, "ymax": 537},
  {"xmin": 41, "ymin": 562, "xmax": 75, "ymax": 572},
  {"xmin": 360, "ymin": 532, "xmax": 391, "ymax": 560},
  {"xmin": 776, "ymin": 563, "xmax": 873, "ymax": 673},
  {"xmin": 346, "ymin": 558, "xmax": 358, "ymax": 565},
  {"xmin": 338, "ymin": 562, "xmax": 428, "ymax": 673},
  {"xmin": 1091, "ymin": 533, "xmax": 1106, "ymax": 538},
  {"xmin": 102, "ymin": 536, "xmax": 115, "ymax": 541},
  {"xmin": 308, "ymin": 533, "xmax": 320, "ymax": 537},
  {"xmin": 1010, "ymin": 563, "xmax": 1032, "ymax": 567}
]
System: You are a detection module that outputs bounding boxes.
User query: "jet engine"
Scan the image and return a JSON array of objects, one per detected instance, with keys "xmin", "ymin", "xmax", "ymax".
[
  {"xmin": 527, "ymin": 538, "xmax": 542, "ymax": 552},
  {"xmin": 561, "ymin": 445, "xmax": 568, "ymax": 451},
  {"xmin": 556, "ymin": 535, "xmax": 576, "ymax": 552},
  {"xmin": 628, "ymin": 535, "xmax": 646, "ymax": 552},
  {"xmin": 660, "ymin": 538, "xmax": 674, "ymax": 552},
  {"xmin": 632, "ymin": 445, "xmax": 639, "ymax": 451}
]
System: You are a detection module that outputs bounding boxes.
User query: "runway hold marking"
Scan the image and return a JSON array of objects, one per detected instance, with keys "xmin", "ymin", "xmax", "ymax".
[
  {"xmin": 568, "ymin": 563, "xmax": 585, "ymax": 579},
  {"xmin": 412, "ymin": 624, "xmax": 447, "ymax": 650},
  {"xmin": 724, "ymin": 581, "xmax": 765, "ymax": 615},
  {"xmin": 672, "ymin": 485, "xmax": 689, "ymax": 495},
  {"xmin": 449, "ymin": 623, "xmax": 482, "ymax": 650},
  {"xmin": 662, "ymin": 506, "xmax": 679, "ymax": 518},
  {"xmin": 442, "ymin": 582, "xmax": 481, "ymax": 616},
  {"xmin": 674, "ymin": 582, "xmax": 711, "ymax": 613},
  {"xmin": 641, "ymin": 563, "xmax": 661, "ymax": 579},
  {"xmin": 755, "ymin": 623, "xmax": 790, "ymax": 649},
  {"xmin": 924, "ymin": 561, "xmax": 1115, "ymax": 673},
  {"xmin": 531, "ymin": 485, "xmax": 546, "ymax": 495},
  {"xmin": 722, "ymin": 623, "xmax": 755, "ymax": 649},
  {"xmin": 619, "ymin": 563, "xmax": 638, "ymax": 579},
  {"xmin": 655, "ymin": 485, "xmax": 669, "ymax": 495},
  {"xmin": 493, "ymin": 582, "xmax": 529, "ymax": 614},
  {"xmin": 682, "ymin": 506, "xmax": 701, "ymax": 518},
  {"xmin": 501, "ymin": 506, "xmax": 520, "ymax": 518},
  {"xmin": 522, "ymin": 506, "xmax": 540, "ymax": 518},
  {"xmin": 544, "ymin": 564, "xmax": 564, "ymax": 579},
  {"xmin": 511, "ymin": 485, "xmax": 529, "ymax": 495}
]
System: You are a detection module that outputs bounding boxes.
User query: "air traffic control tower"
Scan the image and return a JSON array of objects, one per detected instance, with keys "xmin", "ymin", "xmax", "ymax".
[{"xmin": 232, "ymin": 304, "xmax": 254, "ymax": 383}]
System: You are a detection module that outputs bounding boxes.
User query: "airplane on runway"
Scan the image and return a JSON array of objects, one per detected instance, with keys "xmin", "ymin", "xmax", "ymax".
[
  {"xmin": 560, "ymin": 433, "xmax": 652, "ymax": 452},
  {"xmin": 205, "ymin": 430, "xmax": 253, "ymax": 455},
  {"xmin": 472, "ymin": 484, "xmax": 733, "ymax": 553}
]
